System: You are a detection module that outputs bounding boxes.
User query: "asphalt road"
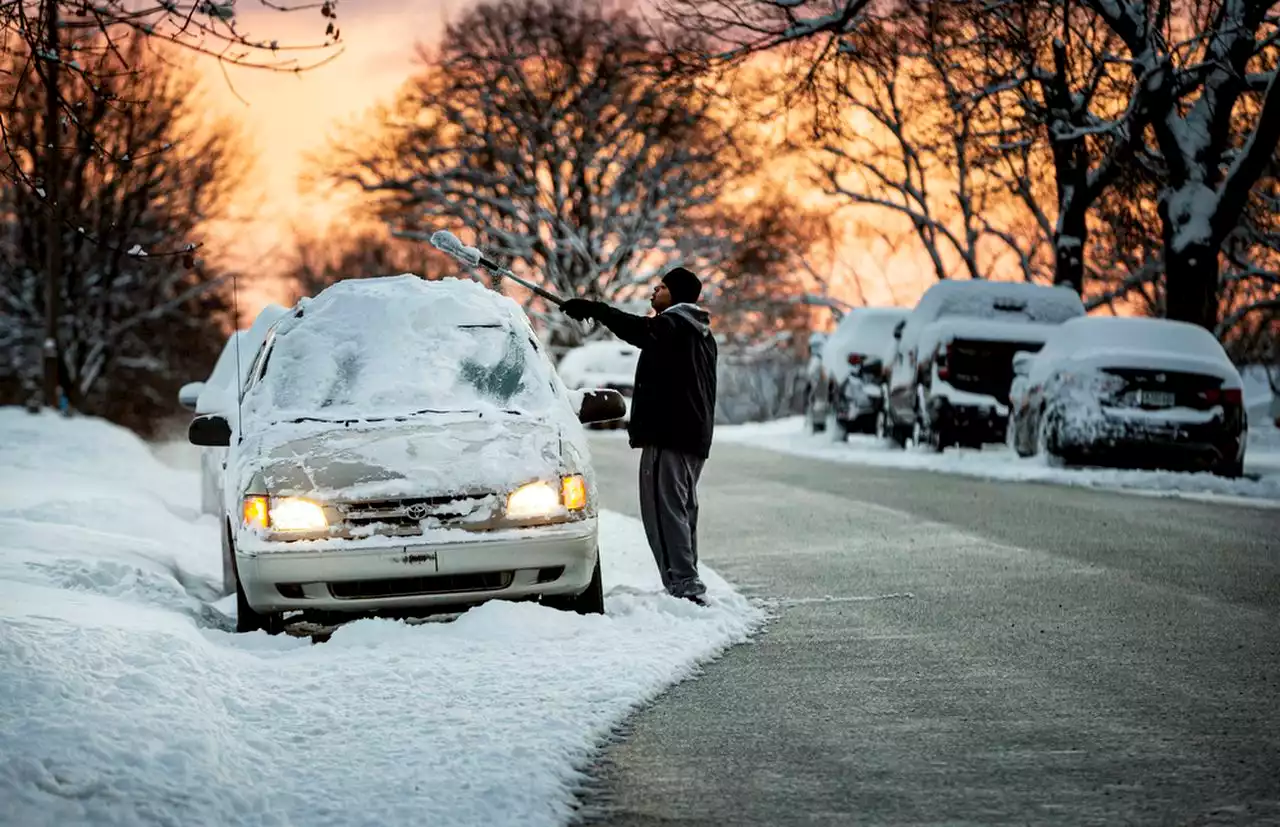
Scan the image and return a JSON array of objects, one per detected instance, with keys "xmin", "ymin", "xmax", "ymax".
[{"xmin": 577, "ymin": 436, "xmax": 1280, "ymax": 826}]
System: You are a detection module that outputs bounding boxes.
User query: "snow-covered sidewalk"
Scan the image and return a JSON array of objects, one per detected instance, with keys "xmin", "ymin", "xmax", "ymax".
[
  {"xmin": 713, "ymin": 416, "xmax": 1280, "ymax": 505},
  {"xmin": 0, "ymin": 409, "xmax": 761, "ymax": 827}
]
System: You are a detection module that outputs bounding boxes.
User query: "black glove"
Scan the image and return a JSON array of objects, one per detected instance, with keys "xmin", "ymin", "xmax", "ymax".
[{"xmin": 561, "ymin": 298, "xmax": 599, "ymax": 321}]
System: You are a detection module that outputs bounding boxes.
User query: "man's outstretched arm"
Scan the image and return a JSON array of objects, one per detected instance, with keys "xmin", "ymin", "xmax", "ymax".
[{"xmin": 562, "ymin": 299, "xmax": 666, "ymax": 350}]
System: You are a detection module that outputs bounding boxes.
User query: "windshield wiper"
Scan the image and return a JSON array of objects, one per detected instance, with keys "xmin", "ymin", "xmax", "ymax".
[{"xmin": 281, "ymin": 407, "xmax": 522, "ymax": 426}]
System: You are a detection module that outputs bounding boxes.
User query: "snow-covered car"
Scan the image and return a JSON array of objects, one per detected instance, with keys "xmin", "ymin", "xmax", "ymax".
[
  {"xmin": 883, "ymin": 280, "xmax": 1085, "ymax": 450},
  {"xmin": 805, "ymin": 307, "xmax": 909, "ymax": 439},
  {"xmin": 186, "ymin": 276, "xmax": 626, "ymax": 633},
  {"xmin": 555, "ymin": 338, "xmax": 640, "ymax": 428},
  {"xmin": 177, "ymin": 304, "xmax": 289, "ymax": 515},
  {"xmin": 1008, "ymin": 316, "xmax": 1248, "ymax": 477}
]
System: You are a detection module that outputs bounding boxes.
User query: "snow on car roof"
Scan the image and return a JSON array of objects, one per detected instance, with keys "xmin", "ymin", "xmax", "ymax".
[
  {"xmin": 820, "ymin": 307, "xmax": 909, "ymax": 380},
  {"xmin": 558, "ymin": 339, "xmax": 640, "ymax": 377},
  {"xmin": 242, "ymin": 275, "xmax": 559, "ymax": 424},
  {"xmin": 926, "ymin": 280, "xmax": 1084, "ymax": 322}
]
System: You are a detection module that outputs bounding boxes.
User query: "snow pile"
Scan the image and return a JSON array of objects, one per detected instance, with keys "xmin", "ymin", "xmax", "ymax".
[
  {"xmin": 0, "ymin": 408, "xmax": 761, "ymax": 827},
  {"xmin": 244, "ymin": 276, "xmax": 560, "ymax": 426},
  {"xmin": 716, "ymin": 416, "xmax": 1280, "ymax": 504}
]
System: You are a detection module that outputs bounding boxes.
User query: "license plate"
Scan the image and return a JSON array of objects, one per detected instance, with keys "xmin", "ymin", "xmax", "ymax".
[{"xmin": 1130, "ymin": 389, "xmax": 1175, "ymax": 407}]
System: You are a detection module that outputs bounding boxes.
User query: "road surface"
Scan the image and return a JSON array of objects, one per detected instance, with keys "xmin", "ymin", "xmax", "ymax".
[{"xmin": 578, "ymin": 435, "xmax": 1280, "ymax": 826}]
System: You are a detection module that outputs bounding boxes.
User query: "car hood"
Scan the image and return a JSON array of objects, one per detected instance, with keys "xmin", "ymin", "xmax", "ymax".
[{"xmin": 248, "ymin": 416, "xmax": 566, "ymax": 501}]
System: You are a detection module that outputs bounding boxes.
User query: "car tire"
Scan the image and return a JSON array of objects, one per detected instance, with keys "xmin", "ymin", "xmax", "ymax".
[
  {"xmin": 807, "ymin": 392, "xmax": 826, "ymax": 433},
  {"xmin": 221, "ymin": 520, "xmax": 236, "ymax": 597},
  {"xmin": 1036, "ymin": 408, "xmax": 1066, "ymax": 468},
  {"xmin": 227, "ymin": 526, "xmax": 284, "ymax": 635},
  {"xmin": 1214, "ymin": 458, "xmax": 1245, "ymax": 479},
  {"xmin": 544, "ymin": 553, "xmax": 604, "ymax": 615},
  {"xmin": 825, "ymin": 410, "xmax": 848, "ymax": 442}
]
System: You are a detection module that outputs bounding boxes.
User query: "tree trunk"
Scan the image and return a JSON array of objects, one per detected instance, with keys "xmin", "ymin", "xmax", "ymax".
[
  {"xmin": 41, "ymin": 0, "xmax": 64, "ymax": 409},
  {"xmin": 1052, "ymin": 207, "xmax": 1086, "ymax": 294},
  {"xmin": 1163, "ymin": 236, "xmax": 1220, "ymax": 330}
]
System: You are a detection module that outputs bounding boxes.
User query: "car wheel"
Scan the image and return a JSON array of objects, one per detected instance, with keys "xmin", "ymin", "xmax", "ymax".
[
  {"xmin": 807, "ymin": 392, "xmax": 826, "ymax": 433},
  {"xmin": 1036, "ymin": 409, "xmax": 1066, "ymax": 468},
  {"xmin": 825, "ymin": 409, "xmax": 848, "ymax": 442},
  {"xmin": 1214, "ymin": 458, "xmax": 1245, "ymax": 479},
  {"xmin": 221, "ymin": 520, "xmax": 236, "ymax": 597},
  {"xmin": 228, "ymin": 527, "xmax": 284, "ymax": 634},
  {"xmin": 874, "ymin": 409, "xmax": 889, "ymax": 440},
  {"xmin": 544, "ymin": 553, "xmax": 604, "ymax": 615}
]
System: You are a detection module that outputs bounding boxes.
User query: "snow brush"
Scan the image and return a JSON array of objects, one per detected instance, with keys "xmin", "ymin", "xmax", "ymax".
[{"xmin": 429, "ymin": 230, "xmax": 564, "ymax": 307}]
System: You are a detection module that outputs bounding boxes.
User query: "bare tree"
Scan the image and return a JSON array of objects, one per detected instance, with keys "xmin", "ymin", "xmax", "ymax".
[
  {"xmin": 332, "ymin": 0, "xmax": 751, "ymax": 349},
  {"xmin": 659, "ymin": 0, "xmax": 877, "ymax": 68},
  {"xmin": 0, "ymin": 33, "xmax": 241, "ymax": 433},
  {"xmin": 807, "ymin": 5, "xmax": 1045, "ymax": 284},
  {"xmin": 1, "ymin": 0, "xmax": 342, "ymax": 409},
  {"xmin": 281, "ymin": 223, "xmax": 456, "ymax": 301},
  {"xmin": 1084, "ymin": 0, "xmax": 1280, "ymax": 329},
  {"xmin": 970, "ymin": 0, "xmax": 1162, "ymax": 293}
]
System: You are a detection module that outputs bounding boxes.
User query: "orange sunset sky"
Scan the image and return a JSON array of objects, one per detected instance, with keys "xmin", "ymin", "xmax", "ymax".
[{"xmin": 195, "ymin": 0, "xmax": 942, "ymax": 321}]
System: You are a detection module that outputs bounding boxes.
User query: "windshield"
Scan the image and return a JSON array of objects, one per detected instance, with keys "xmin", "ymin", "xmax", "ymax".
[{"xmin": 244, "ymin": 319, "xmax": 558, "ymax": 423}]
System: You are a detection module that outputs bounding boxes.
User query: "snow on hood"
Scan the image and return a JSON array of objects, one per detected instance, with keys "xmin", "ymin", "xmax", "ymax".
[
  {"xmin": 245, "ymin": 416, "xmax": 565, "ymax": 501},
  {"xmin": 241, "ymin": 276, "xmax": 562, "ymax": 430}
]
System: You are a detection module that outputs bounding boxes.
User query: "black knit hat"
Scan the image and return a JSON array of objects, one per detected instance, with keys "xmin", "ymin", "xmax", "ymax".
[{"xmin": 662, "ymin": 266, "xmax": 702, "ymax": 305}]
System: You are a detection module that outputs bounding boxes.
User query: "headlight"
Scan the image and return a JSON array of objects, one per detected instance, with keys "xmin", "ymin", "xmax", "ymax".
[
  {"xmin": 561, "ymin": 475, "xmax": 587, "ymax": 511},
  {"xmin": 505, "ymin": 475, "xmax": 588, "ymax": 520},
  {"xmin": 241, "ymin": 495, "xmax": 328, "ymax": 532},
  {"xmin": 506, "ymin": 481, "xmax": 562, "ymax": 520}
]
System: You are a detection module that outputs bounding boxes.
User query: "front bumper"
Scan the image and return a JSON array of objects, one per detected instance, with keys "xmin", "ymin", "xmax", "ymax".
[{"xmin": 236, "ymin": 519, "xmax": 598, "ymax": 614}]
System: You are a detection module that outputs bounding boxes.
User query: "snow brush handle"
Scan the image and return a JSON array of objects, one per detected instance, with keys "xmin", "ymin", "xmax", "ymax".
[{"xmin": 429, "ymin": 230, "xmax": 564, "ymax": 307}]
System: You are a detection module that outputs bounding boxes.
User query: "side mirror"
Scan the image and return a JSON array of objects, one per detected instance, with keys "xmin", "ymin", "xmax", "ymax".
[
  {"xmin": 892, "ymin": 320, "xmax": 905, "ymax": 341},
  {"xmin": 577, "ymin": 389, "xmax": 627, "ymax": 425},
  {"xmin": 178, "ymin": 381, "xmax": 205, "ymax": 411},
  {"xmin": 188, "ymin": 413, "xmax": 231, "ymax": 447},
  {"xmin": 1011, "ymin": 351, "xmax": 1034, "ymax": 377}
]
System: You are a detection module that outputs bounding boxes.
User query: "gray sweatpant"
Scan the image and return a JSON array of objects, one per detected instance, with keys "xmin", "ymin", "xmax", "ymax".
[{"xmin": 638, "ymin": 445, "xmax": 707, "ymax": 598}]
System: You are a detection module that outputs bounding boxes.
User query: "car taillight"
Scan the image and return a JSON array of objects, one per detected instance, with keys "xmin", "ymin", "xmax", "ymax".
[
  {"xmin": 936, "ymin": 343, "xmax": 951, "ymax": 380},
  {"xmin": 1201, "ymin": 388, "xmax": 1242, "ymax": 405},
  {"xmin": 846, "ymin": 353, "xmax": 864, "ymax": 366}
]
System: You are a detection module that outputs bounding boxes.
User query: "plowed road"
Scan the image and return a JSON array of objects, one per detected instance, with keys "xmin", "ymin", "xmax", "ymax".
[{"xmin": 579, "ymin": 436, "xmax": 1280, "ymax": 826}]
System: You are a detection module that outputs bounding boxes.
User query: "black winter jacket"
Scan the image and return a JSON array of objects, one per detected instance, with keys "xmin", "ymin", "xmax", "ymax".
[{"xmin": 589, "ymin": 302, "xmax": 718, "ymax": 459}]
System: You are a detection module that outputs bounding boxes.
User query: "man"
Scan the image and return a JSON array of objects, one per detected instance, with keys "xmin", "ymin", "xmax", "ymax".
[{"xmin": 561, "ymin": 267, "xmax": 717, "ymax": 605}]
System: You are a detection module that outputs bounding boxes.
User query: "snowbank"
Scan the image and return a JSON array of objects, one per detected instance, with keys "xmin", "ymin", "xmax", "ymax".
[
  {"xmin": 0, "ymin": 408, "xmax": 761, "ymax": 827},
  {"xmin": 716, "ymin": 415, "xmax": 1280, "ymax": 505}
]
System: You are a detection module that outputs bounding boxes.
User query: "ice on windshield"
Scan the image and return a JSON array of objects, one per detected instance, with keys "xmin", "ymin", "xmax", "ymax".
[{"xmin": 242, "ymin": 275, "xmax": 558, "ymax": 423}]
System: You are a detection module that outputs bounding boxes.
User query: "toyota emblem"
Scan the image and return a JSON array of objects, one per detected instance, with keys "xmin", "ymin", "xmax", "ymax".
[{"xmin": 405, "ymin": 503, "xmax": 429, "ymax": 520}]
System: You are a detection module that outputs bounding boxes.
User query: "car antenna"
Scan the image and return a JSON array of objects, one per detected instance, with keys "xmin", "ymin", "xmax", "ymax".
[{"xmin": 231, "ymin": 269, "xmax": 244, "ymax": 445}]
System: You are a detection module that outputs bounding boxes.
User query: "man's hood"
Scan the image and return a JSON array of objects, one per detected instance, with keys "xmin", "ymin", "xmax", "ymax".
[
  {"xmin": 663, "ymin": 303, "xmax": 712, "ymax": 337},
  {"xmin": 242, "ymin": 417, "xmax": 563, "ymax": 501}
]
